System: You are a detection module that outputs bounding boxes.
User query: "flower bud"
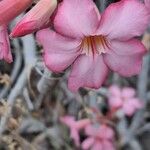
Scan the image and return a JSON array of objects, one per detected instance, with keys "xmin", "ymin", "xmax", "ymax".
[{"xmin": 11, "ymin": 0, "xmax": 57, "ymax": 37}]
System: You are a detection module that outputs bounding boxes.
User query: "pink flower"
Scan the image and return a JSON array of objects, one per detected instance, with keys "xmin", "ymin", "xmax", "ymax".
[
  {"xmin": 60, "ymin": 116, "xmax": 90, "ymax": 146},
  {"xmin": 10, "ymin": 0, "xmax": 57, "ymax": 37},
  {"xmin": 0, "ymin": 0, "xmax": 33, "ymax": 25},
  {"xmin": 37, "ymin": 0, "xmax": 149, "ymax": 92},
  {"xmin": 108, "ymin": 85, "xmax": 142, "ymax": 116},
  {"xmin": 82, "ymin": 124, "xmax": 115, "ymax": 150},
  {"xmin": 0, "ymin": 25, "xmax": 12, "ymax": 63}
]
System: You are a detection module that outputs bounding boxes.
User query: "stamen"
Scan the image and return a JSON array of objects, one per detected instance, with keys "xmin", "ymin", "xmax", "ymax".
[{"xmin": 81, "ymin": 35, "xmax": 109, "ymax": 56}]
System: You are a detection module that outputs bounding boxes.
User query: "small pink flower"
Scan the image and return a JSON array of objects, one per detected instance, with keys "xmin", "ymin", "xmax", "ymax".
[
  {"xmin": 0, "ymin": 0, "xmax": 33, "ymax": 25},
  {"xmin": 0, "ymin": 25, "xmax": 12, "ymax": 63},
  {"xmin": 60, "ymin": 116, "xmax": 90, "ymax": 146},
  {"xmin": 108, "ymin": 85, "xmax": 142, "ymax": 116},
  {"xmin": 10, "ymin": 0, "xmax": 57, "ymax": 37},
  {"xmin": 82, "ymin": 124, "xmax": 115, "ymax": 150},
  {"xmin": 37, "ymin": 0, "xmax": 149, "ymax": 92}
]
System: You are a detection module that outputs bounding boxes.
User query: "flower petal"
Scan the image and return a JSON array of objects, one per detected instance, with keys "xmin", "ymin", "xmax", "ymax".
[
  {"xmin": 97, "ymin": 0, "xmax": 149, "ymax": 40},
  {"xmin": 60, "ymin": 116, "xmax": 75, "ymax": 127},
  {"xmin": 108, "ymin": 85, "xmax": 121, "ymax": 97},
  {"xmin": 122, "ymin": 87, "xmax": 136, "ymax": 98},
  {"xmin": 68, "ymin": 54, "xmax": 109, "ymax": 92},
  {"xmin": 92, "ymin": 141, "xmax": 102, "ymax": 150},
  {"xmin": 54, "ymin": 0, "xmax": 100, "ymax": 38},
  {"xmin": 102, "ymin": 141, "xmax": 115, "ymax": 150},
  {"xmin": 104, "ymin": 39, "xmax": 146, "ymax": 77},
  {"xmin": 145, "ymin": 0, "xmax": 150, "ymax": 11},
  {"xmin": 0, "ymin": 25, "xmax": 12, "ymax": 63},
  {"xmin": 108, "ymin": 98, "xmax": 123, "ymax": 110},
  {"xmin": 85, "ymin": 124, "xmax": 97, "ymax": 136},
  {"xmin": 71, "ymin": 128, "xmax": 80, "ymax": 146},
  {"xmin": 76, "ymin": 119, "xmax": 90, "ymax": 130},
  {"xmin": 98, "ymin": 125, "xmax": 114, "ymax": 140},
  {"xmin": 36, "ymin": 28, "xmax": 81, "ymax": 73},
  {"xmin": 82, "ymin": 137, "xmax": 94, "ymax": 150},
  {"xmin": 123, "ymin": 98, "xmax": 142, "ymax": 116}
]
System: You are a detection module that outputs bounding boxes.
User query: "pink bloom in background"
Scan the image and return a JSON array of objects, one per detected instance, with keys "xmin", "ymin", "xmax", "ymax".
[
  {"xmin": 108, "ymin": 85, "xmax": 142, "ymax": 116},
  {"xmin": 82, "ymin": 124, "xmax": 115, "ymax": 150},
  {"xmin": 37, "ymin": 0, "xmax": 149, "ymax": 92},
  {"xmin": 60, "ymin": 116, "xmax": 90, "ymax": 146},
  {"xmin": 11, "ymin": 0, "xmax": 57, "ymax": 37},
  {"xmin": 0, "ymin": 25, "xmax": 12, "ymax": 63}
]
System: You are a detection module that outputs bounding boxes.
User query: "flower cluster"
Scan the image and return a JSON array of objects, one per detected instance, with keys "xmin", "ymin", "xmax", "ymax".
[
  {"xmin": 60, "ymin": 85, "xmax": 142, "ymax": 150},
  {"xmin": 60, "ymin": 116, "xmax": 115, "ymax": 150}
]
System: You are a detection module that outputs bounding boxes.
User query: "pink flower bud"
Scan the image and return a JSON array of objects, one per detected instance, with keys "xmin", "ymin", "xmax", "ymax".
[
  {"xmin": 0, "ymin": 0, "xmax": 33, "ymax": 25},
  {"xmin": 0, "ymin": 25, "xmax": 12, "ymax": 63},
  {"xmin": 11, "ymin": 0, "xmax": 57, "ymax": 37}
]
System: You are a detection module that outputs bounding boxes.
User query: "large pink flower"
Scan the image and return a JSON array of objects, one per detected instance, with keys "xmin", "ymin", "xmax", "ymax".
[
  {"xmin": 37, "ymin": 0, "xmax": 149, "ymax": 92},
  {"xmin": 82, "ymin": 124, "xmax": 115, "ymax": 150},
  {"xmin": 0, "ymin": 25, "xmax": 12, "ymax": 63},
  {"xmin": 108, "ymin": 85, "xmax": 142, "ymax": 116}
]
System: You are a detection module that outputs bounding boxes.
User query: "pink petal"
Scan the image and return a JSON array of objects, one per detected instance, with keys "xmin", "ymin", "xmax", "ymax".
[
  {"xmin": 123, "ymin": 102, "xmax": 136, "ymax": 116},
  {"xmin": 97, "ymin": 0, "xmax": 149, "ymax": 40},
  {"xmin": 43, "ymin": 51, "xmax": 80, "ymax": 73},
  {"xmin": 122, "ymin": 87, "xmax": 136, "ymax": 98},
  {"xmin": 145, "ymin": 0, "xmax": 150, "ymax": 11},
  {"xmin": 71, "ymin": 128, "xmax": 80, "ymax": 146},
  {"xmin": 104, "ymin": 39, "xmax": 146, "ymax": 77},
  {"xmin": 108, "ymin": 85, "xmax": 121, "ymax": 97},
  {"xmin": 102, "ymin": 141, "xmax": 115, "ymax": 150},
  {"xmin": 92, "ymin": 141, "xmax": 102, "ymax": 150},
  {"xmin": 0, "ymin": 25, "xmax": 12, "ymax": 63},
  {"xmin": 76, "ymin": 119, "xmax": 90, "ymax": 130},
  {"xmin": 108, "ymin": 97, "xmax": 123, "ymax": 110},
  {"xmin": 82, "ymin": 137, "xmax": 94, "ymax": 150},
  {"xmin": 123, "ymin": 98, "xmax": 142, "ymax": 116},
  {"xmin": 36, "ymin": 28, "xmax": 81, "ymax": 73},
  {"xmin": 68, "ymin": 54, "xmax": 109, "ymax": 92},
  {"xmin": 54, "ymin": 0, "xmax": 100, "ymax": 38},
  {"xmin": 60, "ymin": 115, "xmax": 81, "ymax": 146},
  {"xmin": 11, "ymin": 0, "xmax": 57, "ymax": 37},
  {"xmin": 60, "ymin": 116, "xmax": 75, "ymax": 127},
  {"xmin": 85, "ymin": 124, "xmax": 97, "ymax": 136},
  {"xmin": 98, "ymin": 125, "xmax": 114, "ymax": 140}
]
